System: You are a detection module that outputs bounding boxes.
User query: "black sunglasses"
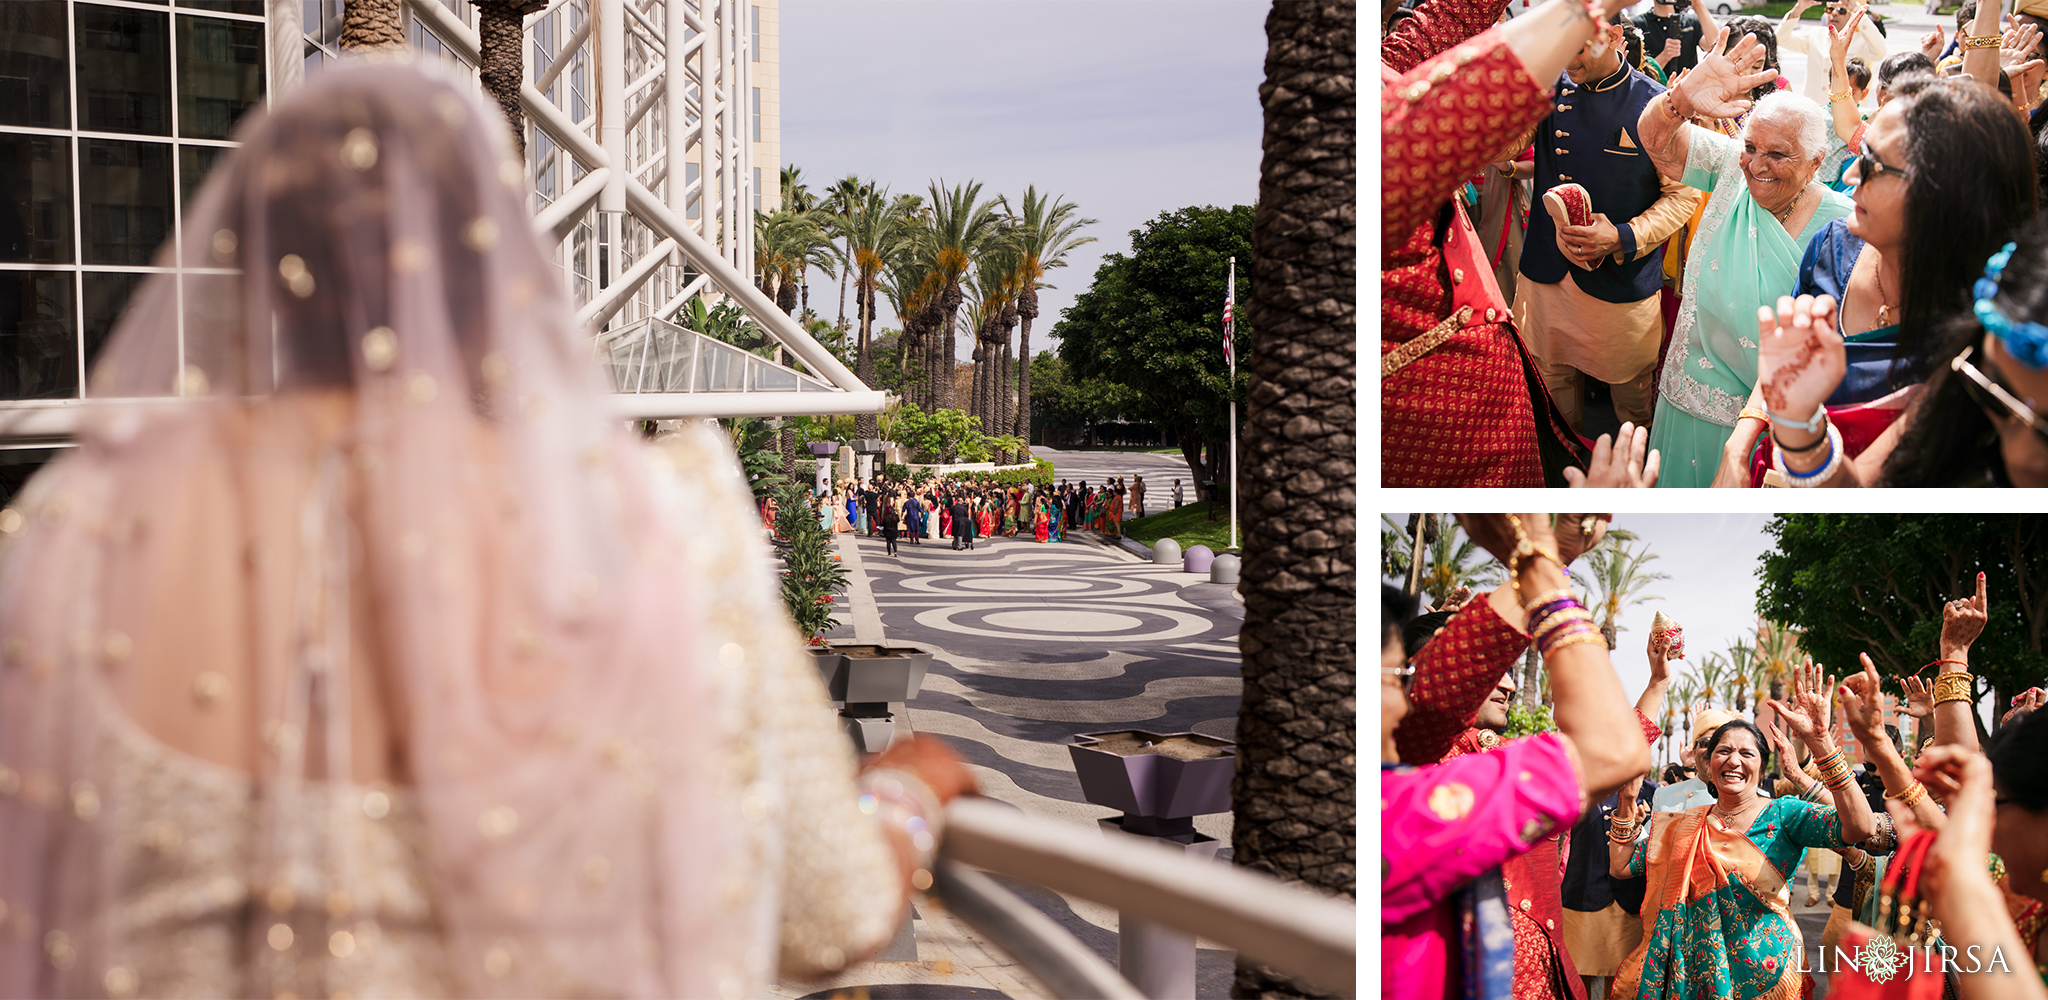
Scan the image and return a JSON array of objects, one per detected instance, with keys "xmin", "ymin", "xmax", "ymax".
[
  {"xmin": 1953, "ymin": 345, "xmax": 2048, "ymax": 447},
  {"xmin": 1848, "ymin": 142, "xmax": 1911, "ymax": 185}
]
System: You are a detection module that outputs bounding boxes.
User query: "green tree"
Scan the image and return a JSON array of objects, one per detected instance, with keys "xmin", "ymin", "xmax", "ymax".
[
  {"xmin": 998, "ymin": 187, "xmax": 1097, "ymax": 443},
  {"xmin": 831, "ymin": 183, "xmax": 911, "ymax": 439},
  {"xmin": 1026, "ymin": 351, "xmax": 1138, "ymax": 445},
  {"xmin": 1756, "ymin": 515, "xmax": 2048, "ymax": 710},
  {"xmin": 1053, "ymin": 205, "xmax": 1253, "ymax": 488},
  {"xmin": 720, "ymin": 418, "xmax": 790, "ymax": 501},
  {"xmin": 1572, "ymin": 533, "xmax": 1670, "ymax": 650}
]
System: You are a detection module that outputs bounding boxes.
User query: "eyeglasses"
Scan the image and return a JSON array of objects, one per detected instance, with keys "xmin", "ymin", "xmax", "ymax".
[
  {"xmin": 1847, "ymin": 142, "xmax": 1911, "ymax": 185},
  {"xmin": 1828, "ymin": 5, "xmax": 1851, "ymax": 14},
  {"xmin": 1952, "ymin": 345, "xmax": 2048, "ymax": 447}
]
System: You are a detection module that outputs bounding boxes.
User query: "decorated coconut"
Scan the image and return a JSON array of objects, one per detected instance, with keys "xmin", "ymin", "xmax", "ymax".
[{"xmin": 1652, "ymin": 610, "xmax": 1685, "ymax": 659}]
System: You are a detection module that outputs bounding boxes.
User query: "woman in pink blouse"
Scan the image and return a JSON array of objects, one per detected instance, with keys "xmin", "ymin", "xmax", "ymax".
[{"xmin": 1382, "ymin": 514, "xmax": 1655, "ymax": 1000}]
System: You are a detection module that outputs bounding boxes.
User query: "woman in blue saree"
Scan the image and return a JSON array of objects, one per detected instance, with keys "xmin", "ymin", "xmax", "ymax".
[
  {"xmin": 1636, "ymin": 32, "xmax": 1852, "ymax": 486},
  {"xmin": 1607, "ymin": 661, "xmax": 1884, "ymax": 998}
]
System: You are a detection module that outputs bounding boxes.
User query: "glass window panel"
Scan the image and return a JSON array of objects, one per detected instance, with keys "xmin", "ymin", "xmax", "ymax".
[
  {"xmin": 0, "ymin": 1, "xmax": 71, "ymax": 128},
  {"xmin": 695, "ymin": 339, "xmax": 744, "ymax": 391},
  {"xmin": 81, "ymin": 270, "xmax": 146, "ymax": 371},
  {"xmin": 752, "ymin": 357, "xmax": 795, "ymax": 391},
  {"xmin": 178, "ymin": 15, "xmax": 263, "ymax": 139},
  {"xmin": 685, "ymin": 161, "xmax": 699, "ymax": 220},
  {"xmin": 182, "ymin": 0, "xmax": 264, "ymax": 14},
  {"xmin": 751, "ymin": 87, "xmax": 760, "ymax": 142},
  {"xmin": 750, "ymin": 6, "xmax": 758, "ymax": 61},
  {"xmin": 75, "ymin": 5, "xmax": 171, "ymax": 135},
  {"xmin": 81, "ymin": 139, "xmax": 172, "ymax": 265},
  {"xmin": 0, "ymin": 270, "xmax": 78, "ymax": 399},
  {"xmin": 179, "ymin": 143, "xmax": 227, "ymax": 213},
  {"xmin": 0, "ymin": 132, "xmax": 73, "ymax": 264}
]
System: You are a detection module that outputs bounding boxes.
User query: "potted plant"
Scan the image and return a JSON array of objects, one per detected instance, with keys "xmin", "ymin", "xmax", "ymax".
[
  {"xmin": 774, "ymin": 484, "xmax": 847, "ymax": 649},
  {"xmin": 1068, "ymin": 730, "xmax": 1236, "ymax": 840}
]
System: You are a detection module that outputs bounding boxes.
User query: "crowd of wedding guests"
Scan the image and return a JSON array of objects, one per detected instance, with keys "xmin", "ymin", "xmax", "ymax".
[
  {"xmin": 758, "ymin": 473, "xmax": 1174, "ymax": 554},
  {"xmin": 1383, "ymin": 0, "xmax": 2048, "ymax": 487},
  {"xmin": 1384, "ymin": 513, "xmax": 2048, "ymax": 1000}
]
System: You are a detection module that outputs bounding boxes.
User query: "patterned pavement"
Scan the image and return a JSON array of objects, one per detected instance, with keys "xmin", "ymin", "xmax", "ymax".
[{"xmin": 784, "ymin": 526, "xmax": 1246, "ymax": 999}]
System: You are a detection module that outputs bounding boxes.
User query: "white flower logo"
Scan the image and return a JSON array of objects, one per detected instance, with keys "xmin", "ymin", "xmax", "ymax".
[{"xmin": 1859, "ymin": 935, "xmax": 1909, "ymax": 984}]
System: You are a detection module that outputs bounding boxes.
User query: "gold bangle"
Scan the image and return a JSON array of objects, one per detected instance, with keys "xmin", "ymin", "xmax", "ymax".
[
  {"xmin": 1739, "ymin": 407, "xmax": 1769, "ymax": 424},
  {"xmin": 1543, "ymin": 630, "xmax": 1607, "ymax": 657},
  {"xmin": 1963, "ymin": 33, "xmax": 2003, "ymax": 49},
  {"xmin": 1827, "ymin": 89, "xmax": 1852, "ymax": 103},
  {"xmin": 1520, "ymin": 587, "xmax": 1578, "ymax": 611},
  {"xmin": 1895, "ymin": 781, "xmax": 1929, "ymax": 810},
  {"xmin": 1933, "ymin": 672, "xmax": 1975, "ymax": 705}
]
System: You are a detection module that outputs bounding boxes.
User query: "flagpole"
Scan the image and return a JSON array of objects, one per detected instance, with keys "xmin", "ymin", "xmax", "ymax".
[{"xmin": 1227, "ymin": 257, "xmax": 1238, "ymax": 553}]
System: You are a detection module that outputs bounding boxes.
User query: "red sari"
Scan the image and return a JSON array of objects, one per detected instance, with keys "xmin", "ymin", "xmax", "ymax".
[{"xmin": 1034, "ymin": 505, "xmax": 1050, "ymax": 542}]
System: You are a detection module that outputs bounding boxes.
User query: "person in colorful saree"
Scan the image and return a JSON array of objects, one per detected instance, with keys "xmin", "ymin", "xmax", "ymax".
[
  {"xmin": 1607, "ymin": 660, "xmax": 1883, "ymax": 999},
  {"xmin": 1635, "ymin": 32, "xmax": 1854, "ymax": 486},
  {"xmin": 1384, "ymin": 514, "xmax": 1655, "ymax": 1000},
  {"xmin": 1033, "ymin": 499, "xmax": 1051, "ymax": 542}
]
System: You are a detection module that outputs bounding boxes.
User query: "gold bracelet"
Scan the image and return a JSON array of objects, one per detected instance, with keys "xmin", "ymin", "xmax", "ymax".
[
  {"xmin": 1543, "ymin": 630, "xmax": 1608, "ymax": 657},
  {"xmin": 1963, "ymin": 33, "xmax": 2004, "ymax": 49},
  {"xmin": 1894, "ymin": 781, "xmax": 1929, "ymax": 810},
  {"xmin": 1739, "ymin": 407, "xmax": 1770, "ymax": 424},
  {"xmin": 1520, "ymin": 587, "xmax": 1578, "ymax": 611},
  {"xmin": 1933, "ymin": 671, "xmax": 1975, "ymax": 705},
  {"xmin": 1827, "ymin": 89, "xmax": 1852, "ymax": 103},
  {"xmin": 1497, "ymin": 162, "xmax": 1517, "ymax": 178}
]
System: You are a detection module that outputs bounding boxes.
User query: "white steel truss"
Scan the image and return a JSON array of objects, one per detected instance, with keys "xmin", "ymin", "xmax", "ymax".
[{"xmin": 406, "ymin": 0, "xmax": 885, "ymax": 418}]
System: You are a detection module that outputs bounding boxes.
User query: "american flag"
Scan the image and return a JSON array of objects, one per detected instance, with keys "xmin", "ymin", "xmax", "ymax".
[{"xmin": 1222, "ymin": 266, "xmax": 1236, "ymax": 371}]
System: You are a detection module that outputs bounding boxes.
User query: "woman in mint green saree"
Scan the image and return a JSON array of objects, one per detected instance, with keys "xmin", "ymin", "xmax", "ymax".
[
  {"xmin": 1606, "ymin": 661, "xmax": 1884, "ymax": 999},
  {"xmin": 1636, "ymin": 32, "xmax": 1852, "ymax": 486}
]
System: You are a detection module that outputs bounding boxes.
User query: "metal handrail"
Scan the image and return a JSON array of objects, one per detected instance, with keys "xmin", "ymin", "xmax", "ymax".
[{"xmin": 936, "ymin": 797, "xmax": 1357, "ymax": 998}]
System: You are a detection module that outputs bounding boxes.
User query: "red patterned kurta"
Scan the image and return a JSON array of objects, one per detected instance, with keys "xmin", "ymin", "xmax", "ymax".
[{"xmin": 1382, "ymin": 0, "xmax": 1587, "ymax": 486}]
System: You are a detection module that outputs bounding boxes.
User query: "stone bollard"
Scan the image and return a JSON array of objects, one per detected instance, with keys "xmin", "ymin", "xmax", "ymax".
[
  {"xmin": 1182, "ymin": 544, "xmax": 1214, "ymax": 575},
  {"xmin": 1151, "ymin": 537, "xmax": 1182, "ymax": 566},
  {"xmin": 1210, "ymin": 553, "xmax": 1239, "ymax": 585}
]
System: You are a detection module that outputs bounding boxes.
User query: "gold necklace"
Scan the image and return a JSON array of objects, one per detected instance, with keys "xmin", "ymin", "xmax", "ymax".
[
  {"xmin": 1873, "ymin": 254, "xmax": 1895, "ymax": 327},
  {"xmin": 1769, "ymin": 187, "xmax": 1806, "ymax": 228}
]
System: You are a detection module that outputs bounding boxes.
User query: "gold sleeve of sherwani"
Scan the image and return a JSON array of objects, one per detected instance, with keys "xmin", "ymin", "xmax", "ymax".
[{"xmin": 1627, "ymin": 173, "xmax": 1707, "ymax": 261}]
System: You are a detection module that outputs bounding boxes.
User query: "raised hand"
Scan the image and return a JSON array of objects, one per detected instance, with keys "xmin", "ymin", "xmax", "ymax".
[
  {"xmin": 1763, "ymin": 658, "xmax": 1838, "ymax": 751},
  {"xmin": 1673, "ymin": 31, "xmax": 1781, "ymax": 119},
  {"xmin": 1647, "ymin": 627, "xmax": 1673, "ymax": 679},
  {"xmin": 1433, "ymin": 585, "xmax": 1475, "ymax": 612},
  {"xmin": 1940, "ymin": 571, "xmax": 1989, "ymax": 658},
  {"xmin": 1840, "ymin": 654, "xmax": 1887, "ymax": 739},
  {"xmin": 1756, "ymin": 294, "xmax": 1847, "ymax": 438},
  {"xmin": 1563, "ymin": 423, "xmax": 1661, "ymax": 487},
  {"xmin": 1920, "ymin": 25, "xmax": 1945, "ymax": 62},
  {"xmin": 1829, "ymin": 8, "xmax": 1866, "ymax": 64},
  {"xmin": 1456, "ymin": 514, "xmax": 1561, "ymax": 568},
  {"xmin": 2001, "ymin": 687, "xmax": 2046, "ymax": 727},
  {"xmin": 1899, "ymin": 674, "xmax": 1935, "ymax": 719},
  {"xmin": 1614, "ymin": 773, "xmax": 1646, "ymax": 823},
  {"xmin": 2000, "ymin": 22, "xmax": 2042, "ymax": 70},
  {"xmin": 1554, "ymin": 513, "xmax": 1614, "ymax": 566},
  {"xmin": 1661, "ymin": 37, "xmax": 1684, "ymax": 63}
]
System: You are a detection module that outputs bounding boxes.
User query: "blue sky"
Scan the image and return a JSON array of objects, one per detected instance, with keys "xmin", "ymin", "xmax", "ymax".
[{"xmin": 779, "ymin": 1, "xmax": 1269, "ymax": 356}]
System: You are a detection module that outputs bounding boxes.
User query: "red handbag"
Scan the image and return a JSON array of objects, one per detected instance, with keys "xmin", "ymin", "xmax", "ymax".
[{"xmin": 1827, "ymin": 830, "xmax": 1946, "ymax": 1000}]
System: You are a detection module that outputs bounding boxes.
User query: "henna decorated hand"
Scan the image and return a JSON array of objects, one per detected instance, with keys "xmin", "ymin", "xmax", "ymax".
[
  {"xmin": 1940, "ymin": 571, "xmax": 1989, "ymax": 657},
  {"xmin": 1457, "ymin": 514, "xmax": 1561, "ymax": 568},
  {"xmin": 1756, "ymin": 295, "xmax": 1847, "ymax": 448},
  {"xmin": 1555, "ymin": 513, "xmax": 1614, "ymax": 567}
]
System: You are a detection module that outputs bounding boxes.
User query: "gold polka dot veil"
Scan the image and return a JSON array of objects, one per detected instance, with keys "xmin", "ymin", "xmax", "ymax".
[{"xmin": 0, "ymin": 60, "xmax": 749, "ymax": 998}]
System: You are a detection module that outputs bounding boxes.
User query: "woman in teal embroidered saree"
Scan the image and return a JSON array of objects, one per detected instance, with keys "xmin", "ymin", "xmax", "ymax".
[
  {"xmin": 1607, "ymin": 662, "xmax": 1882, "ymax": 998},
  {"xmin": 1635, "ymin": 32, "xmax": 1852, "ymax": 486}
]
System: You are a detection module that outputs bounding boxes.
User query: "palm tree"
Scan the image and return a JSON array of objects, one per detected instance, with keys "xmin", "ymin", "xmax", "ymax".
[
  {"xmin": 1377, "ymin": 514, "xmax": 1501, "ymax": 608},
  {"xmin": 883, "ymin": 254, "xmax": 942, "ymax": 408},
  {"xmin": 341, "ymin": 0, "xmax": 405, "ymax": 50},
  {"xmin": 1233, "ymin": 1, "xmax": 1353, "ymax": 982},
  {"xmin": 820, "ymin": 175, "xmax": 872, "ymax": 330},
  {"xmin": 1695, "ymin": 652, "xmax": 1728, "ymax": 709},
  {"xmin": 999, "ymin": 187, "xmax": 1096, "ymax": 445},
  {"xmin": 969, "ymin": 241, "xmax": 1024, "ymax": 434},
  {"xmin": 1754, "ymin": 618, "xmax": 1803, "ymax": 704},
  {"xmin": 834, "ymin": 185, "xmax": 908, "ymax": 438},
  {"xmin": 779, "ymin": 167, "xmax": 826, "ymax": 318},
  {"xmin": 920, "ymin": 179, "xmax": 1006, "ymax": 414},
  {"xmin": 1572, "ymin": 532, "xmax": 1671, "ymax": 650},
  {"xmin": 469, "ymin": 2, "xmax": 549, "ymax": 155},
  {"xmin": 1726, "ymin": 639, "xmax": 1760, "ymax": 714}
]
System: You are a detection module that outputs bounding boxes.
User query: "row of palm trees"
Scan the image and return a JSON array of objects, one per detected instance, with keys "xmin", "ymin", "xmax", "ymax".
[
  {"xmin": 1654, "ymin": 619, "xmax": 1805, "ymax": 766},
  {"xmin": 752, "ymin": 168, "xmax": 1096, "ymax": 448}
]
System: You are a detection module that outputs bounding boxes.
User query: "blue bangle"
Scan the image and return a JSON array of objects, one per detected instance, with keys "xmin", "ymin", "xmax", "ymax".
[{"xmin": 1783, "ymin": 433, "xmax": 1835, "ymax": 479}]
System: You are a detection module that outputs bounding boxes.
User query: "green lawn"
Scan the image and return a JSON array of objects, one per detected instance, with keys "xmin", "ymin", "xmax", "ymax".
[{"xmin": 1122, "ymin": 502, "xmax": 1243, "ymax": 557}]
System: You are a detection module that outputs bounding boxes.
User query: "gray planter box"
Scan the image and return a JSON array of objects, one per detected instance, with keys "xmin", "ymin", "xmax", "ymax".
[
  {"xmin": 852, "ymin": 438, "xmax": 887, "ymax": 454},
  {"xmin": 817, "ymin": 644, "xmax": 932, "ymax": 703},
  {"xmin": 806, "ymin": 441, "xmax": 841, "ymax": 457},
  {"xmin": 813, "ymin": 644, "xmax": 934, "ymax": 753},
  {"xmin": 1069, "ymin": 730, "xmax": 1236, "ymax": 839}
]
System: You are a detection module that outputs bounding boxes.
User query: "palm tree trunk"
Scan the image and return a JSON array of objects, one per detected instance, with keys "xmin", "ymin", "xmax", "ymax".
[
  {"xmin": 853, "ymin": 277, "xmax": 879, "ymax": 439},
  {"xmin": 1014, "ymin": 293, "xmax": 1036, "ymax": 443},
  {"xmin": 341, "ymin": 0, "xmax": 406, "ymax": 50},
  {"xmin": 1232, "ymin": 1, "xmax": 1353, "ymax": 997},
  {"xmin": 837, "ymin": 270, "xmax": 849, "ymax": 331},
  {"xmin": 936, "ymin": 284, "xmax": 962, "ymax": 412},
  {"xmin": 471, "ymin": 2, "xmax": 546, "ymax": 156}
]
